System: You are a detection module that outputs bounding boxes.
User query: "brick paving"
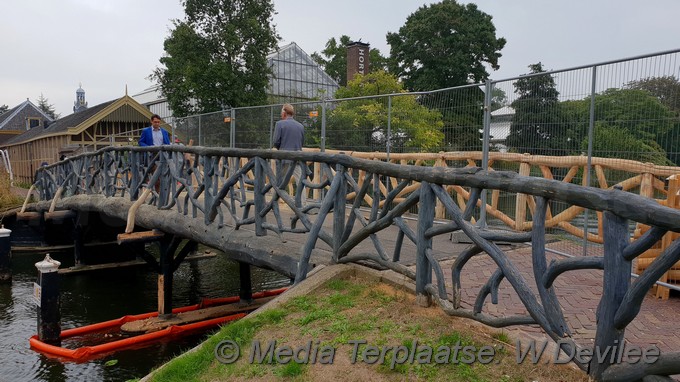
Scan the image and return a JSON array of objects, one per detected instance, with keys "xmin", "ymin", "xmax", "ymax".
[{"xmin": 437, "ymin": 240, "xmax": 680, "ymax": 357}]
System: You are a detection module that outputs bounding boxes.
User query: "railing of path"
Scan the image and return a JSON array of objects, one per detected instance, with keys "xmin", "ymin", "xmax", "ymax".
[{"xmin": 32, "ymin": 146, "xmax": 680, "ymax": 381}]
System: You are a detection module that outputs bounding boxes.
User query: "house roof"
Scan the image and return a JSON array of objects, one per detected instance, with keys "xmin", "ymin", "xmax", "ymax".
[
  {"xmin": 491, "ymin": 106, "xmax": 515, "ymax": 116},
  {"xmin": 0, "ymin": 99, "xmax": 54, "ymax": 130},
  {"xmin": 3, "ymin": 95, "xmax": 154, "ymax": 147}
]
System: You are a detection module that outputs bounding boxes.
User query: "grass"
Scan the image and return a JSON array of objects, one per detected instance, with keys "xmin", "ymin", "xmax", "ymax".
[
  {"xmin": 0, "ymin": 173, "xmax": 24, "ymax": 211},
  {"xmin": 148, "ymin": 276, "xmax": 589, "ymax": 382}
]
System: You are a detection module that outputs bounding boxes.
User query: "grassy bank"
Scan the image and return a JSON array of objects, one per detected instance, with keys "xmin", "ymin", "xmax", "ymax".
[
  {"xmin": 147, "ymin": 275, "xmax": 588, "ymax": 382},
  {"xmin": 0, "ymin": 173, "xmax": 24, "ymax": 210}
]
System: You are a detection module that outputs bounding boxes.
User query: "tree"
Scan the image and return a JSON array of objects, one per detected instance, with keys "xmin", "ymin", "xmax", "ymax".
[
  {"xmin": 36, "ymin": 93, "xmax": 60, "ymax": 120},
  {"xmin": 627, "ymin": 76, "xmax": 680, "ymax": 115},
  {"xmin": 152, "ymin": 0, "xmax": 279, "ymax": 117},
  {"xmin": 0, "ymin": 105, "xmax": 8, "ymax": 115},
  {"xmin": 586, "ymin": 88, "xmax": 676, "ymax": 164},
  {"xmin": 386, "ymin": 0, "xmax": 506, "ymax": 91},
  {"xmin": 490, "ymin": 88, "xmax": 508, "ymax": 111},
  {"xmin": 311, "ymin": 35, "xmax": 388, "ymax": 87},
  {"xmin": 505, "ymin": 63, "xmax": 569, "ymax": 155},
  {"xmin": 627, "ymin": 76, "xmax": 680, "ymax": 164},
  {"xmin": 558, "ymin": 88, "xmax": 677, "ymax": 164},
  {"xmin": 326, "ymin": 71, "xmax": 444, "ymax": 152}
]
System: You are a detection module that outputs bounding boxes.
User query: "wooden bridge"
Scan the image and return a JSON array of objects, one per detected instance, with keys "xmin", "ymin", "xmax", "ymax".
[{"xmin": 21, "ymin": 145, "xmax": 680, "ymax": 381}]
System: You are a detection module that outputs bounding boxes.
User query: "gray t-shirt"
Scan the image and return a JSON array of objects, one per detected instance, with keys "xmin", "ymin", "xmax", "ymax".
[{"xmin": 273, "ymin": 118, "xmax": 304, "ymax": 151}]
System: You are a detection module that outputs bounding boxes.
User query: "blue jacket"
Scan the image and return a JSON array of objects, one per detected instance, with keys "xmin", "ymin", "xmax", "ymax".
[{"xmin": 139, "ymin": 126, "xmax": 170, "ymax": 146}]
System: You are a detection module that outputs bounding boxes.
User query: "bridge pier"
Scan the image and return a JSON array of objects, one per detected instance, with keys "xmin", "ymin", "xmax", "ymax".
[
  {"xmin": 0, "ymin": 226, "xmax": 11, "ymax": 283},
  {"xmin": 238, "ymin": 262, "xmax": 253, "ymax": 304},
  {"xmin": 158, "ymin": 237, "xmax": 174, "ymax": 319},
  {"xmin": 35, "ymin": 255, "xmax": 61, "ymax": 345},
  {"xmin": 73, "ymin": 223, "xmax": 84, "ymax": 267}
]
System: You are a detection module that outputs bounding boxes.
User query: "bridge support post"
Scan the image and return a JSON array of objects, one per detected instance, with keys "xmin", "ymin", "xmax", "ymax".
[
  {"xmin": 35, "ymin": 254, "xmax": 61, "ymax": 345},
  {"xmin": 332, "ymin": 163, "xmax": 346, "ymax": 263},
  {"xmin": 239, "ymin": 262, "xmax": 253, "ymax": 304},
  {"xmin": 254, "ymin": 159, "xmax": 267, "ymax": 236},
  {"xmin": 589, "ymin": 210, "xmax": 631, "ymax": 379},
  {"xmin": 0, "ymin": 226, "xmax": 11, "ymax": 283},
  {"xmin": 416, "ymin": 182, "xmax": 434, "ymax": 307},
  {"xmin": 158, "ymin": 237, "xmax": 174, "ymax": 319},
  {"xmin": 73, "ymin": 223, "xmax": 84, "ymax": 267}
]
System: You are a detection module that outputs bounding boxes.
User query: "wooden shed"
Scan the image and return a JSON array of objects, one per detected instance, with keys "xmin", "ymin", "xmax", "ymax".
[{"xmin": 2, "ymin": 95, "xmax": 163, "ymax": 184}]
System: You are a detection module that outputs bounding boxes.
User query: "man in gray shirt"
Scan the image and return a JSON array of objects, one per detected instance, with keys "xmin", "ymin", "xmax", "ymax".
[
  {"xmin": 273, "ymin": 104, "xmax": 304, "ymax": 151},
  {"xmin": 273, "ymin": 104, "xmax": 306, "ymax": 205}
]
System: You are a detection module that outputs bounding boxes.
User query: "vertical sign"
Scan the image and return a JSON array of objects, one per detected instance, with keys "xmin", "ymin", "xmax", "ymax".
[{"xmin": 346, "ymin": 42, "xmax": 371, "ymax": 83}]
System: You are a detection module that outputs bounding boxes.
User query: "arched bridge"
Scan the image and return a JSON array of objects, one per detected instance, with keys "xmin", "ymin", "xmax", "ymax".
[{"xmin": 24, "ymin": 145, "xmax": 680, "ymax": 381}]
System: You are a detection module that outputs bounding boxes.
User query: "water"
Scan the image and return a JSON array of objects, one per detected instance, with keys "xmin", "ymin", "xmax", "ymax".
[{"xmin": 0, "ymin": 248, "xmax": 291, "ymax": 382}]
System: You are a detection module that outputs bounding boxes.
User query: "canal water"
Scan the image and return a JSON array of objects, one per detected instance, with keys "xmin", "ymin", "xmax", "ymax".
[{"xmin": 0, "ymin": 247, "xmax": 291, "ymax": 382}]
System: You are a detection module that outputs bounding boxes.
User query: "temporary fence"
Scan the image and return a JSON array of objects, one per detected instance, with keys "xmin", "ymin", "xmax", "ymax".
[{"xmin": 170, "ymin": 48, "xmax": 680, "ymax": 262}]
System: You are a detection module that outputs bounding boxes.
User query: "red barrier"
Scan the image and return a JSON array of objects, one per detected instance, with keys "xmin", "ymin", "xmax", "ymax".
[{"xmin": 29, "ymin": 288, "xmax": 287, "ymax": 361}]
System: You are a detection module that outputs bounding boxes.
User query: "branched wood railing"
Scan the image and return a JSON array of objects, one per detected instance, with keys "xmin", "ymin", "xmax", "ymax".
[
  {"xmin": 311, "ymin": 149, "xmax": 680, "ymax": 244},
  {"xmin": 30, "ymin": 146, "xmax": 680, "ymax": 381}
]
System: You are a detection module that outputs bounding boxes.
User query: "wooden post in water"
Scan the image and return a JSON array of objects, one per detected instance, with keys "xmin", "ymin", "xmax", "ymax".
[
  {"xmin": 73, "ymin": 223, "xmax": 84, "ymax": 267},
  {"xmin": 0, "ymin": 226, "xmax": 11, "ymax": 283},
  {"xmin": 35, "ymin": 254, "xmax": 61, "ymax": 345},
  {"xmin": 158, "ymin": 237, "xmax": 174, "ymax": 319},
  {"xmin": 239, "ymin": 262, "xmax": 253, "ymax": 304}
]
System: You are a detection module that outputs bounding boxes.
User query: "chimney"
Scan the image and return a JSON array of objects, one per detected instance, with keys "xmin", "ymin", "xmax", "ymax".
[{"xmin": 346, "ymin": 41, "xmax": 370, "ymax": 83}]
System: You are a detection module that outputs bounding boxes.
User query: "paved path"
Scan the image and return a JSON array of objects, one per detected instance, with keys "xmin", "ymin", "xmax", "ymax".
[{"xmin": 440, "ymin": 240, "xmax": 680, "ymax": 357}]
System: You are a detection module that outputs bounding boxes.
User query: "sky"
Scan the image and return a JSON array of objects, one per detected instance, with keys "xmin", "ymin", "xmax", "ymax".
[{"xmin": 2, "ymin": 0, "xmax": 680, "ymax": 117}]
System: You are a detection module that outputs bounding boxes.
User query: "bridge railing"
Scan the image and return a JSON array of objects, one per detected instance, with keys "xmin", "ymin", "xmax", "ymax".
[{"xmin": 33, "ymin": 146, "xmax": 680, "ymax": 380}]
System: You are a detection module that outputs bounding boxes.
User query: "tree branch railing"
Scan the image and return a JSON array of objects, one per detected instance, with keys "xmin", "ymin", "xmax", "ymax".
[{"xmin": 30, "ymin": 145, "xmax": 680, "ymax": 381}]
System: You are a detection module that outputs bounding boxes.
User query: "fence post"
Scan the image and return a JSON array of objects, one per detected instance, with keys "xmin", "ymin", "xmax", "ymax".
[
  {"xmin": 515, "ymin": 158, "xmax": 530, "ymax": 230},
  {"xmin": 198, "ymin": 115, "xmax": 202, "ymax": 147},
  {"xmin": 321, "ymin": 100, "xmax": 326, "ymax": 152},
  {"xmin": 416, "ymin": 182, "xmax": 435, "ymax": 307},
  {"xmin": 386, "ymin": 95, "xmax": 392, "ymax": 160},
  {"xmin": 269, "ymin": 106, "xmax": 274, "ymax": 148},
  {"xmin": 583, "ymin": 65, "xmax": 598, "ymax": 256},
  {"xmin": 230, "ymin": 108, "xmax": 236, "ymax": 148},
  {"xmin": 480, "ymin": 80, "xmax": 492, "ymax": 228}
]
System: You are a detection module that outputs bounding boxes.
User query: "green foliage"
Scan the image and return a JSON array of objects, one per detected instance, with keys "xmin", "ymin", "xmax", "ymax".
[
  {"xmin": 587, "ymin": 124, "xmax": 671, "ymax": 164},
  {"xmin": 36, "ymin": 93, "xmax": 60, "ymax": 120},
  {"xmin": 628, "ymin": 75, "xmax": 680, "ymax": 115},
  {"xmin": 387, "ymin": 0, "xmax": 506, "ymax": 91},
  {"xmin": 506, "ymin": 63, "xmax": 570, "ymax": 155},
  {"xmin": 490, "ymin": 88, "xmax": 507, "ymax": 111},
  {"xmin": 152, "ymin": 0, "xmax": 279, "ymax": 116},
  {"xmin": 562, "ymin": 87, "xmax": 678, "ymax": 164},
  {"xmin": 627, "ymin": 76, "xmax": 680, "ymax": 164},
  {"xmin": 311, "ymin": 35, "xmax": 388, "ymax": 87},
  {"xmin": 327, "ymin": 71, "xmax": 444, "ymax": 152},
  {"xmin": 273, "ymin": 362, "xmax": 305, "ymax": 377}
]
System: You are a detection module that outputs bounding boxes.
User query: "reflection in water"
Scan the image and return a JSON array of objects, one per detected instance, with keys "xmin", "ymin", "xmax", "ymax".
[{"xmin": 0, "ymin": 247, "xmax": 290, "ymax": 382}]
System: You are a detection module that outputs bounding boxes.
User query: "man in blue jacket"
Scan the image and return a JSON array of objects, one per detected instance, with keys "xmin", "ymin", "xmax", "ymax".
[{"xmin": 139, "ymin": 114, "xmax": 170, "ymax": 146}]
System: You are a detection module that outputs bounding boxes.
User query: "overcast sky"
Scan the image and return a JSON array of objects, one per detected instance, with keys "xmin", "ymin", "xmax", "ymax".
[{"xmin": 2, "ymin": 0, "xmax": 680, "ymax": 117}]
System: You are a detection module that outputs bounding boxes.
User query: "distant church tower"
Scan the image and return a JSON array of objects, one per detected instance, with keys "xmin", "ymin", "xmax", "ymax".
[{"xmin": 73, "ymin": 83, "xmax": 88, "ymax": 113}]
